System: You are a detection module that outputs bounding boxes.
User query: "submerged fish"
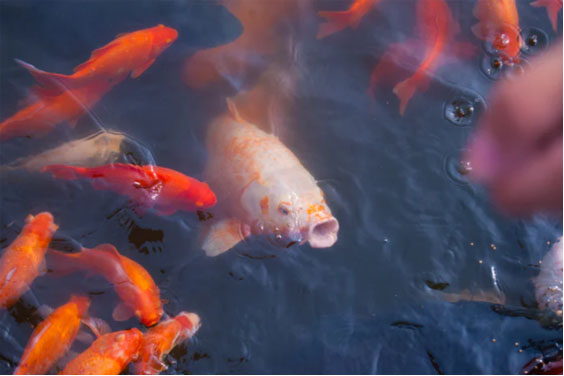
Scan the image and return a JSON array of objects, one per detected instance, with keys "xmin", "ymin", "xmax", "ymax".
[
  {"xmin": 0, "ymin": 212, "xmax": 58, "ymax": 308},
  {"xmin": 316, "ymin": 0, "xmax": 379, "ymax": 39},
  {"xmin": 61, "ymin": 328, "xmax": 143, "ymax": 375},
  {"xmin": 48, "ymin": 244, "xmax": 163, "ymax": 326},
  {"xmin": 534, "ymin": 237, "xmax": 563, "ymax": 315},
  {"xmin": 133, "ymin": 312, "xmax": 201, "ymax": 375},
  {"xmin": 0, "ymin": 80, "xmax": 115, "ymax": 141},
  {"xmin": 531, "ymin": 0, "xmax": 563, "ymax": 32},
  {"xmin": 14, "ymin": 295, "xmax": 90, "ymax": 375},
  {"xmin": 17, "ymin": 25, "xmax": 178, "ymax": 92},
  {"xmin": 41, "ymin": 163, "xmax": 216, "ymax": 216},
  {"xmin": 0, "ymin": 131, "xmax": 145, "ymax": 172},
  {"xmin": 472, "ymin": 0, "xmax": 522, "ymax": 63},
  {"xmin": 201, "ymin": 99, "xmax": 339, "ymax": 256},
  {"xmin": 439, "ymin": 288, "xmax": 507, "ymax": 305}
]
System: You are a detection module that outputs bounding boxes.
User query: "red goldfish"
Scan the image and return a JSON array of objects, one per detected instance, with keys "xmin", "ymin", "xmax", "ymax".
[
  {"xmin": 48, "ymin": 244, "xmax": 163, "ymax": 326},
  {"xmin": 61, "ymin": 328, "xmax": 143, "ymax": 375},
  {"xmin": 0, "ymin": 80, "xmax": 115, "ymax": 141},
  {"xmin": 17, "ymin": 25, "xmax": 178, "ymax": 92},
  {"xmin": 531, "ymin": 0, "xmax": 563, "ymax": 32},
  {"xmin": 316, "ymin": 0, "xmax": 379, "ymax": 39},
  {"xmin": 133, "ymin": 312, "xmax": 201, "ymax": 374},
  {"xmin": 0, "ymin": 212, "xmax": 58, "ymax": 308},
  {"xmin": 41, "ymin": 163, "xmax": 216, "ymax": 215},
  {"xmin": 183, "ymin": 0, "xmax": 306, "ymax": 88},
  {"xmin": 14, "ymin": 295, "xmax": 90, "ymax": 375},
  {"xmin": 369, "ymin": 0, "xmax": 467, "ymax": 116},
  {"xmin": 472, "ymin": 0, "xmax": 522, "ymax": 63}
]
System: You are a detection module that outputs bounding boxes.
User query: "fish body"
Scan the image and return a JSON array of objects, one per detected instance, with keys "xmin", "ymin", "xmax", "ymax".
[
  {"xmin": 316, "ymin": 0, "xmax": 378, "ymax": 39},
  {"xmin": 61, "ymin": 328, "xmax": 143, "ymax": 375},
  {"xmin": 133, "ymin": 312, "xmax": 201, "ymax": 375},
  {"xmin": 0, "ymin": 81, "xmax": 115, "ymax": 141},
  {"xmin": 48, "ymin": 244, "xmax": 163, "ymax": 326},
  {"xmin": 0, "ymin": 212, "xmax": 58, "ymax": 308},
  {"xmin": 201, "ymin": 100, "xmax": 339, "ymax": 256},
  {"xmin": 41, "ymin": 163, "xmax": 216, "ymax": 215},
  {"xmin": 18, "ymin": 25, "xmax": 178, "ymax": 91},
  {"xmin": 472, "ymin": 0, "xmax": 522, "ymax": 63},
  {"xmin": 534, "ymin": 237, "xmax": 563, "ymax": 315},
  {"xmin": 14, "ymin": 295, "xmax": 90, "ymax": 375},
  {"xmin": 531, "ymin": 0, "xmax": 563, "ymax": 31}
]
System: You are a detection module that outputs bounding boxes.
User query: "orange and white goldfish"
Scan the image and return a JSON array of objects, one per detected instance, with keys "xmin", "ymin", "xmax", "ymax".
[
  {"xmin": 14, "ymin": 295, "xmax": 90, "ymax": 375},
  {"xmin": 531, "ymin": 0, "xmax": 563, "ymax": 32},
  {"xmin": 17, "ymin": 25, "xmax": 178, "ymax": 92},
  {"xmin": 0, "ymin": 80, "xmax": 115, "ymax": 141},
  {"xmin": 61, "ymin": 328, "xmax": 143, "ymax": 375},
  {"xmin": 472, "ymin": 0, "xmax": 522, "ymax": 63},
  {"xmin": 133, "ymin": 312, "xmax": 201, "ymax": 375},
  {"xmin": 183, "ymin": 0, "xmax": 306, "ymax": 89},
  {"xmin": 369, "ymin": 0, "xmax": 466, "ymax": 115},
  {"xmin": 0, "ymin": 212, "xmax": 58, "ymax": 308},
  {"xmin": 48, "ymin": 244, "xmax": 163, "ymax": 326},
  {"xmin": 201, "ymin": 99, "xmax": 339, "ymax": 256},
  {"xmin": 41, "ymin": 163, "xmax": 216, "ymax": 215},
  {"xmin": 316, "ymin": 0, "xmax": 379, "ymax": 39}
]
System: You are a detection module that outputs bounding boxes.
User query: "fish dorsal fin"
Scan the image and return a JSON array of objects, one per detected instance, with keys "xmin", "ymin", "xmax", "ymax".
[
  {"xmin": 226, "ymin": 98, "xmax": 246, "ymax": 124},
  {"xmin": 73, "ymin": 38, "xmax": 122, "ymax": 73}
]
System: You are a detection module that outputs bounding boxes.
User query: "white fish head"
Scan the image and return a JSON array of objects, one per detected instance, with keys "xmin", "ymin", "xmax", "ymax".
[{"xmin": 240, "ymin": 181, "xmax": 339, "ymax": 249}]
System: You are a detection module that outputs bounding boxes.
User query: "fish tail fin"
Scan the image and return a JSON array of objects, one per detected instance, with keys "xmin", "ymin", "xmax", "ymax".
[
  {"xmin": 316, "ymin": 9, "xmax": 360, "ymax": 39},
  {"xmin": 531, "ymin": 0, "xmax": 562, "ymax": 32},
  {"xmin": 41, "ymin": 164, "xmax": 84, "ymax": 180},
  {"xmin": 15, "ymin": 59, "xmax": 74, "ymax": 93},
  {"xmin": 392, "ymin": 73, "xmax": 428, "ymax": 116}
]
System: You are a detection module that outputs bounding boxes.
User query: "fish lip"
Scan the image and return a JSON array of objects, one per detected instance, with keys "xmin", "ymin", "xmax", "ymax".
[{"xmin": 307, "ymin": 217, "xmax": 339, "ymax": 248}]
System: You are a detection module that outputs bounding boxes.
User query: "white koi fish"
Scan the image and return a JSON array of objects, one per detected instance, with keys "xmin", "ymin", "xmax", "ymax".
[{"xmin": 201, "ymin": 99, "xmax": 339, "ymax": 256}]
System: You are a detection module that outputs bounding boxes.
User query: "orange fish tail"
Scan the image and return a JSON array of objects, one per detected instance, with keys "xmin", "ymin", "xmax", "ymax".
[
  {"xmin": 392, "ymin": 74, "xmax": 426, "ymax": 116},
  {"xmin": 316, "ymin": 10, "xmax": 359, "ymax": 39},
  {"xmin": 41, "ymin": 164, "xmax": 85, "ymax": 180}
]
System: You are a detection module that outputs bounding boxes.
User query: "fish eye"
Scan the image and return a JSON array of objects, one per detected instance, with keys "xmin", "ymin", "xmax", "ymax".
[{"xmin": 278, "ymin": 204, "xmax": 290, "ymax": 215}]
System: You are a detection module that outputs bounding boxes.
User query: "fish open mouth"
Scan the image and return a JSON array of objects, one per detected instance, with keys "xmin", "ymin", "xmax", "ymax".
[{"xmin": 307, "ymin": 218, "xmax": 339, "ymax": 248}]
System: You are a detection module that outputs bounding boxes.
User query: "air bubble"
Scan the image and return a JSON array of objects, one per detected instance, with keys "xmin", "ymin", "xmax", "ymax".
[
  {"xmin": 444, "ymin": 155, "xmax": 472, "ymax": 185},
  {"xmin": 503, "ymin": 58, "xmax": 530, "ymax": 80},
  {"xmin": 444, "ymin": 94, "xmax": 485, "ymax": 126},
  {"xmin": 521, "ymin": 28, "xmax": 549, "ymax": 56},
  {"xmin": 480, "ymin": 55, "xmax": 504, "ymax": 80}
]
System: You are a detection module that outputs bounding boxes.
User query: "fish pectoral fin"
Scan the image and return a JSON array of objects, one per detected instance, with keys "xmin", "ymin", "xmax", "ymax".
[
  {"xmin": 131, "ymin": 58, "xmax": 157, "ymax": 79},
  {"xmin": 470, "ymin": 23, "xmax": 485, "ymax": 40},
  {"xmin": 82, "ymin": 316, "xmax": 111, "ymax": 337},
  {"xmin": 112, "ymin": 301, "xmax": 134, "ymax": 322},
  {"xmin": 75, "ymin": 330, "xmax": 95, "ymax": 344},
  {"xmin": 38, "ymin": 304, "xmax": 54, "ymax": 318},
  {"xmin": 226, "ymin": 98, "xmax": 246, "ymax": 124},
  {"xmin": 201, "ymin": 218, "xmax": 246, "ymax": 257}
]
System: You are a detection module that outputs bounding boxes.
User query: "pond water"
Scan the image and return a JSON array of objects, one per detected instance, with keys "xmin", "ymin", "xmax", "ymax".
[{"xmin": 0, "ymin": 0, "xmax": 562, "ymax": 374}]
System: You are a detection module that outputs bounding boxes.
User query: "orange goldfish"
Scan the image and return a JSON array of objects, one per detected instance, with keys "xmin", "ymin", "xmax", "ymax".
[
  {"xmin": 48, "ymin": 244, "xmax": 163, "ymax": 326},
  {"xmin": 472, "ymin": 0, "xmax": 522, "ymax": 63},
  {"xmin": 183, "ymin": 0, "xmax": 306, "ymax": 89},
  {"xmin": 0, "ymin": 212, "xmax": 58, "ymax": 308},
  {"xmin": 133, "ymin": 312, "xmax": 201, "ymax": 374},
  {"xmin": 201, "ymin": 99, "xmax": 339, "ymax": 256},
  {"xmin": 41, "ymin": 163, "xmax": 216, "ymax": 215},
  {"xmin": 14, "ymin": 295, "xmax": 90, "ymax": 375},
  {"xmin": 17, "ymin": 25, "xmax": 178, "ymax": 92},
  {"xmin": 369, "ymin": 0, "xmax": 466, "ymax": 116},
  {"xmin": 531, "ymin": 0, "xmax": 563, "ymax": 32},
  {"xmin": 0, "ymin": 80, "xmax": 115, "ymax": 141},
  {"xmin": 61, "ymin": 328, "xmax": 143, "ymax": 375},
  {"xmin": 316, "ymin": 0, "xmax": 379, "ymax": 39}
]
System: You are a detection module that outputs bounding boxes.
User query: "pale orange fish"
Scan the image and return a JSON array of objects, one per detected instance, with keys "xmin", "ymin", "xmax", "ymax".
[
  {"xmin": 0, "ymin": 80, "xmax": 116, "ymax": 141},
  {"xmin": 61, "ymin": 328, "xmax": 143, "ymax": 375},
  {"xmin": 48, "ymin": 244, "xmax": 163, "ymax": 326},
  {"xmin": 369, "ymin": 0, "xmax": 468, "ymax": 116},
  {"xmin": 183, "ymin": 0, "xmax": 306, "ymax": 89},
  {"xmin": 531, "ymin": 0, "xmax": 563, "ymax": 32},
  {"xmin": 14, "ymin": 295, "xmax": 90, "ymax": 375},
  {"xmin": 316, "ymin": 0, "xmax": 379, "ymax": 39},
  {"xmin": 0, "ymin": 212, "xmax": 58, "ymax": 308},
  {"xmin": 472, "ymin": 0, "xmax": 522, "ymax": 63},
  {"xmin": 133, "ymin": 312, "xmax": 201, "ymax": 374},
  {"xmin": 17, "ymin": 25, "xmax": 178, "ymax": 92},
  {"xmin": 201, "ymin": 99, "xmax": 339, "ymax": 256}
]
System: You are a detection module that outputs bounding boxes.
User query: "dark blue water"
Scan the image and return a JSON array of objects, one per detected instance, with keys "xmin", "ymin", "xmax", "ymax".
[{"xmin": 0, "ymin": 0, "xmax": 562, "ymax": 374}]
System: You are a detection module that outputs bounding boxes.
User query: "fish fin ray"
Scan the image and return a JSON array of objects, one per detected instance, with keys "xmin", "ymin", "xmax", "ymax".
[
  {"xmin": 112, "ymin": 301, "xmax": 134, "ymax": 322},
  {"xmin": 226, "ymin": 97, "xmax": 246, "ymax": 124},
  {"xmin": 82, "ymin": 316, "xmax": 111, "ymax": 337},
  {"xmin": 200, "ymin": 218, "xmax": 245, "ymax": 257}
]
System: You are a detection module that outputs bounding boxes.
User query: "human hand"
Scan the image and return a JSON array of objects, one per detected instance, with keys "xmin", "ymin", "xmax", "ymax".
[{"xmin": 465, "ymin": 41, "xmax": 563, "ymax": 216}]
